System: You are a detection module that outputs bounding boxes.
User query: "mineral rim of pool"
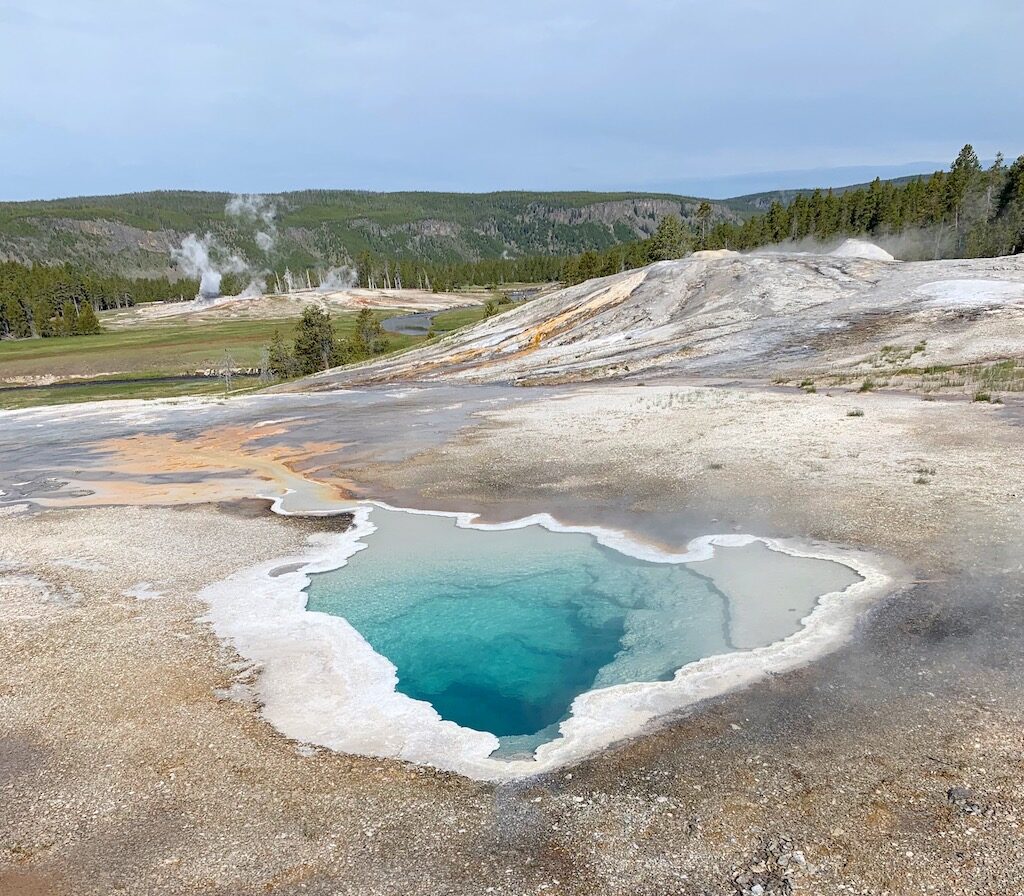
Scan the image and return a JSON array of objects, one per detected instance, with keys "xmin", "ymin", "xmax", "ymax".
[{"xmin": 304, "ymin": 507, "xmax": 861, "ymax": 755}]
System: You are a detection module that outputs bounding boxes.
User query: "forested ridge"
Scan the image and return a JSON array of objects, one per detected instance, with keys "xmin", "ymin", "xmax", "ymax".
[
  {"xmin": 360, "ymin": 146, "xmax": 1024, "ymax": 289},
  {"xmin": 554, "ymin": 145, "xmax": 1024, "ymax": 286},
  {"xmin": 0, "ymin": 189, "xmax": 736, "ymax": 275},
  {"xmin": 2, "ymin": 145, "xmax": 1022, "ymax": 340}
]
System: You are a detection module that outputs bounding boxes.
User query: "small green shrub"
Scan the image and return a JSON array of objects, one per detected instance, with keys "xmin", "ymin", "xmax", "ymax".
[{"xmin": 847, "ymin": 408, "xmax": 864, "ymax": 417}]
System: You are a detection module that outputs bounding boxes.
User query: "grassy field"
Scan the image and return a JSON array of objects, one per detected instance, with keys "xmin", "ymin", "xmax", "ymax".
[
  {"xmin": 0, "ymin": 311, "xmax": 426, "ymax": 409},
  {"xmin": 0, "ymin": 301, "xmax": 516, "ymax": 410},
  {"xmin": 430, "ymin": 306, "xmax": 489, "ymax": 332},
  {"xmin": 0, "ymin": 313, "xmax": 421, "ymax": 380},
  {"xmin": 428, "ymin": 293, "xmax": 534, "ymax": 333},
  {"xmin": 0, "ymin": 377, "xmax": 239, "ymax": 410},
  {"xmin": 0, "ymin": 320, "xmax": 293, "ymax": 380}
]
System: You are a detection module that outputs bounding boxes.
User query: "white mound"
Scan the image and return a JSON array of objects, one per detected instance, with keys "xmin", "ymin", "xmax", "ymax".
[
  {"xmin": 691, "ymin": 249, "xmax": 740, "ymax": 260},
  {"xmin": 829, "ymin": 239, "xmax": 895, "ymax": 261}
]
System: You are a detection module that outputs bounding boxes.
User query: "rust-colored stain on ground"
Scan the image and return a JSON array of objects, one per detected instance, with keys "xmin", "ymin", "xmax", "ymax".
[
  {"xmin": 518, "ymin": 272, "xmax": 646, "ymax": 351},
  {"xmin": 379, "ymin": 271, "xmax": 648, "ymax": 380},
  {"xmin": 55, "ymin": 423, "xmax": 353, "ymax": 508}
]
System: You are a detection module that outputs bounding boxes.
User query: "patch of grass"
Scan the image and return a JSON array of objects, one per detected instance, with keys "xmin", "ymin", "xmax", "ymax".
[
  {"xmin": 893, "ymin": 358, "xmax": 1023, "ymax": 398},
  {"xmin": 429, "ymin": 306, "xmax": 488, "ymax": 333},
  {"xmin": 973, "ymin": 391, "xmax": 992, "ymax": 402},
  {"xmin": 846, "ymin": 408, "xmax": 864, "ymax": 417},
  {"xmin": 913, "ymin": 475, "xmax": 930, "ymax": 485},
  {"xmin": 973, "ymin": 359, "xmax": 1024, "ymax": 393},
  {"xmin": 0, "ymin": 377, "xmax": 236, "ymax": 410},
  {"xmin": 708, "ymin": 461, "xmax": 725, "ymax": 470},
  {"xmin": 858, "ymin": 377, "xmax": 876, "ymax": 393},
  {"xmin": 875, "ymin": 342, "xmax": 925, "ymax": 368}
]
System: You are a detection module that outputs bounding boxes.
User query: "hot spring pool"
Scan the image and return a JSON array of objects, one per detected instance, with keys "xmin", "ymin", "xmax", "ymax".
[{"xmin": 304, "ymin": 507, "xmax": 862, "ymax": 754}]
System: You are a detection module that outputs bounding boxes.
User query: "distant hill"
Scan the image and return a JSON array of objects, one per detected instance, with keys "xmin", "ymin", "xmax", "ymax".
[
  {"xmin": 0, "ymin": 176, "xmax": 939, "ymax": 277},
  {"xmin": 0, "ymin": 190, "xmax": 741, "ymax": 277},
  {"xmin": 724, "ymin": 174, "xmax": 934, "ymax": 213},
  {"xmin": 648, "ymin": 160, "xmax": 946, "ymax": 204}
]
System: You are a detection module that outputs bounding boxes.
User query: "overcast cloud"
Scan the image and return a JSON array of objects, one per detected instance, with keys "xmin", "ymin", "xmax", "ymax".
[{"xmin": 1, "ymin": 0, "xmax": 1021, "ymax": 199}]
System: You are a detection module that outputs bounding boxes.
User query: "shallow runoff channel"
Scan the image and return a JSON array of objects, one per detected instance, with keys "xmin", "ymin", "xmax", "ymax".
[{"xmin": 200, "ymin": 497, "xmax": 899, "ymax": 781}]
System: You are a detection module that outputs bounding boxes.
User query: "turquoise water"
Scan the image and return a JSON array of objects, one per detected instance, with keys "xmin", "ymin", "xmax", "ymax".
[
  {"xmin": 306, "ymin": 508, "xmax": 739, "ymax": 743},
  {"xmin": 305, "ymin": 508, "xmax": 860, "ymax": 750}
]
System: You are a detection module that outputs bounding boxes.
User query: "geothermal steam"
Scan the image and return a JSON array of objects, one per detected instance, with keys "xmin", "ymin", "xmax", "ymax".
[
  {"xmin": 225, "ymin": 193, "xmax": 279, "ymax": 256},
  {"xmin": 170, "ymin": 194, "xmax": 280, "ymax": 300},
  {"xmin": 318, "ymin": 266, "xmax": 358, "ymax": 290},
  {"xmin": 170, "ymin": 196, "xmax": 359, "ymax": 300},
  {"xmin": 170, "ymin": 233, "xmax": 248, "ymax": 300}
]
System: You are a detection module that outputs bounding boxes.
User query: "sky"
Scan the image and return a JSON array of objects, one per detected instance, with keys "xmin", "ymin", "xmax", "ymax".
[{"xmin": 1, "ymin": 0, "xmax": 1022, "ymax": 201}]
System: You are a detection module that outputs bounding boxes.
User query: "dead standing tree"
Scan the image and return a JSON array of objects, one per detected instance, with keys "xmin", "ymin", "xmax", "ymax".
[{"xmin": 218, "ymin": 350, "xmax": 236, "ymax": 394}]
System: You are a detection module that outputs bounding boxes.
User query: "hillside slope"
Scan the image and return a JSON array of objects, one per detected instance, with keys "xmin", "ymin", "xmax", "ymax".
[
  {"xmin": 0, "ymin": 190, "xmax": 741, "ymax": 276},
  {"xmin": 288, "ymin": 246, "xmax": 1024, "ymax": 389}
]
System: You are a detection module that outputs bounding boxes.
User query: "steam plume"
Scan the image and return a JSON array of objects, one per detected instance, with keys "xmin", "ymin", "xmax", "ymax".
[
  {"xmin": 170, "ymin": 233, "xmax": 247, "ymax": 300},
  {"xmin": 318, "ymin": 266, "xmax": 358, "ymax": 290},
  {"xmin": 226, "ymin": 193, "xmax": 279, "ymax": 256}
]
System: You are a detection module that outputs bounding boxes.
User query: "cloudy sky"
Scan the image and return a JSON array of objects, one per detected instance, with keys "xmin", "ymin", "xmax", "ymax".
[{"xmin": 2, "ymin": 0, "xmax": 1022, "ymax": 200}]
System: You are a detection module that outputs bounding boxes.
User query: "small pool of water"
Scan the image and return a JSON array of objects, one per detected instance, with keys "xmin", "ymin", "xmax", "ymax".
[{"xmin": 305, "ymin": 508, "xmax": 860, "ymax": 751}]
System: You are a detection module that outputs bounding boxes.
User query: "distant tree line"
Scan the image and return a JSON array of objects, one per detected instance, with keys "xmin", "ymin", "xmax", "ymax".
[
  {"xmin": 555, "ymin": 145, "xmax": 1024, "ymax": 285},
  {"xmin": 350, "ymin": 251, "xmax": 565, "ymax": 294},
  {"xmin": 344, "ymin": 211, "xmax": 702, "ymax": 290},
  {"xmin": 697, "ymin": 145, "xmax": 1024, "ymax": 258},
  {"xmin": 348, "ymin": 145, "xmax": 1024, "ymax": 291},
  {"xmin": 0, "ymin": 260, "xmax": 199, "ymax": 339}
]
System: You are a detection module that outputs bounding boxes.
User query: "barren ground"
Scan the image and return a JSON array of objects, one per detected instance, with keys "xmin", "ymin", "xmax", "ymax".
[{"xmin": 2, "ymin": 377, "xmax": 1023, "ymax": 895}]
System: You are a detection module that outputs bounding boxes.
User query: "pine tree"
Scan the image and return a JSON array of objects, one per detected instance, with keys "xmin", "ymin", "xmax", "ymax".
[
  {"xmin": 651, "ymin": 215, "xmax": 691, "ymax": 260},
  {"xmin": 31, "ymin": 299, "xmax": 54, "ymax": 337},
  {"xmin": 292, "ymin": 306, "xmax": 338, "ymax": 374},
  {"xmin": 59, "ymin": 300, "xmax": 78, "ymax": 336},
  {"xmin": 345, "ymin": 308, "xmax": 386, "ymax": 360},
  {"xmin": 267, "ymin": 329, "xmax": 297, "ymax": 378},
  {"xmin": 5, "ymin": 298, "xmax": 31, "ymax": 339},
  {"xmin": 947, "ymin": 144, "xmax": 982, "ymax": 235},
  {"xmin": 696, "ymin": 201, "xmax": 713, "ymax": 244},
  {"xmin": 76, "ymin": 302, "xmax": 101, "ymax": 335},
  {"xmin": 996, "ymin": 155, "xmax": 1024, "ymax": 254}
]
